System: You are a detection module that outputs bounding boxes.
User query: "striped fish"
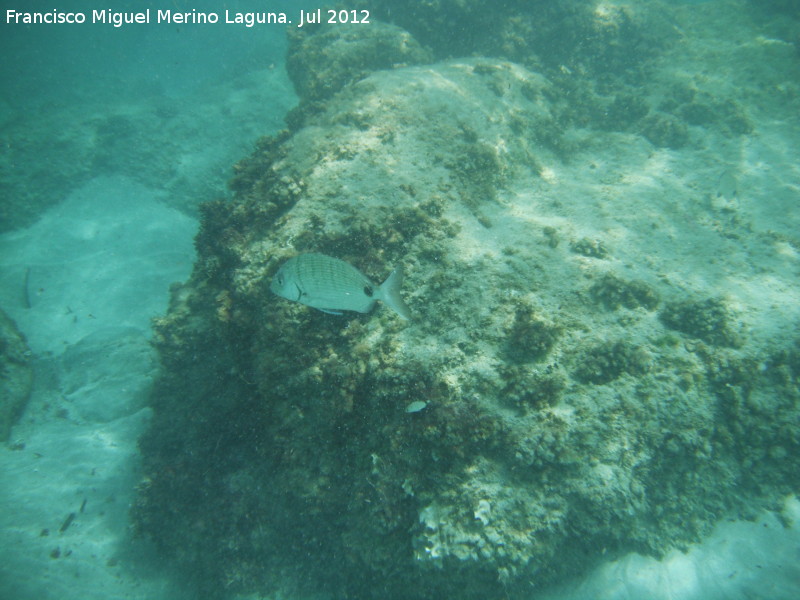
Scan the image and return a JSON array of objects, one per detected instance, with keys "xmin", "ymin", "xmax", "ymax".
[{"xmin": 270, "ymin": 253, "xmax": 411, "ymax": 320}]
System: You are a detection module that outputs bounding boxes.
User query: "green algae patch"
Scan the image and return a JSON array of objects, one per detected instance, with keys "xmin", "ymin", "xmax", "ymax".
[
  {"xmin": 590, "ymin": 274, "xmax": 660, "ymax": 311},
  {"xmin": 660, "ymin": 297, "xmax": 742, "ymax": 347},
  {"xmin": 574, "ymin": 340, "xmax": 651, "ymax": 385},
  {"xmin": 504, "ymin": 304, "xmax": 562, "ymax": 364}
]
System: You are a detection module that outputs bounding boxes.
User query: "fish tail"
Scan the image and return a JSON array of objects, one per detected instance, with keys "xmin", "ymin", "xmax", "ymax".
[{"xmin": 379, "ymin": 267, "xmax": 412, "ymax": 320}]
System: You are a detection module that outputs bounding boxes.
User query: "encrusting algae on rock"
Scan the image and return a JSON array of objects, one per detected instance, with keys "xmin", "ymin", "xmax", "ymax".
[{"xmin": 133, "ymin": 8, "xmax": 800, "ymax": 600}]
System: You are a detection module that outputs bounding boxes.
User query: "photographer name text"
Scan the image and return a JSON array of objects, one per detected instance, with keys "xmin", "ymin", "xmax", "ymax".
[{"xmin": 5, "ymin": 8, "xmax": 370, "ymax": 28}]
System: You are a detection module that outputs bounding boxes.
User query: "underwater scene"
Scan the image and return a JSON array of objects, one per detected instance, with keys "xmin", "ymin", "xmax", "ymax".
[{"xmin": 1, "ymin": 0, "xmax": 799, "ymax": 599}]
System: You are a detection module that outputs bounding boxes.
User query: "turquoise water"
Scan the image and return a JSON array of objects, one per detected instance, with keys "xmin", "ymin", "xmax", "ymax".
[{"xmin": 1, "ymin": 1, "xmax": 799, "ymax": 599}]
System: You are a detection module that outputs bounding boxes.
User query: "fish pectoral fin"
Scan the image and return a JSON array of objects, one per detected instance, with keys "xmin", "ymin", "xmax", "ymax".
[{"xmin": 316, "ymin": 308, "xmax": 344, "ymax": 316}]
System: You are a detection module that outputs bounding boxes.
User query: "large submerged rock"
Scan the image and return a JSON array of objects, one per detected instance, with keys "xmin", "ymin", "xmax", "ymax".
[
  {"xmin": 134, "ymin": 26, "xmax": 800, "ymax": 600},
  {"xmin": 286, "ymin": 20, "xmax": 432, "ymax": 106},
  {"xmin": 0, "ymin": 307, "xmax": 32, "ymax": 441}
]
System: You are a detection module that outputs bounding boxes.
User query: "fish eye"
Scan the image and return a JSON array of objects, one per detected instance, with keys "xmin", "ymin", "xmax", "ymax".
[{"xmin": 363, "ymin": 286, "xmax": 374, "ymax": 297}]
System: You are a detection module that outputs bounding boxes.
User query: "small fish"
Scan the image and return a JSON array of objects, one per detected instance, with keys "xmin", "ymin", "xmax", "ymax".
[
  {"xmin": 271, "ymin": 253, "xmax": 411, "ymax": 320},
  {"xmin": 405, "ymin": 400, "xmax": 427, "ymax": 413},
  {"xmin": 59, "ymin": 512, "xmax": 76, "ymax": 533},
  {"xmin": 716, "ymin": 169, "xmax": 739, "ymax": 200}
]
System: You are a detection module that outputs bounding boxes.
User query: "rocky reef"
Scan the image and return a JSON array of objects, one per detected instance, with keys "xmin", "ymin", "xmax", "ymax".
[
  {"xmin": 0, "ymin": 307, "xmax": 32, "ymax": 442},
  {"xmin": 133, "ymin": 7, "xmax": 800, "ymax": 600}
]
